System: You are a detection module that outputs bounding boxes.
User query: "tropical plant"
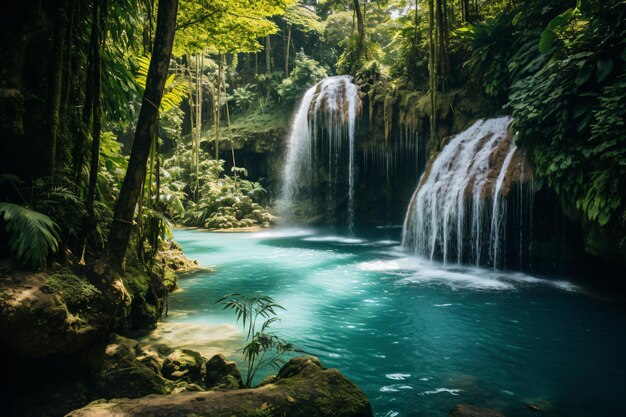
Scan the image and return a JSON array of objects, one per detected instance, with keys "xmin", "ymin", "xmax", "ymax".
[
  {"xmin": 231, "ymin": 83, "xmax": 259, "ymax": 110},
  {"xmin": 276, "ymin": 52, "xmax": 328, "ymax": 102},
  {"xmin": 162, "ymin": 144, "xmax": 275, "ymax": 230},
  {"xmin": 136, "ymin": 54, "xmax": 189, "ymax": 112},
  {"xmin": 0, "ymin": 202, "xmax": 60, "ymax": 270},
  {"xmin": 218, "ymin": 293, "xmax": 300, "ymax": 387},
  {"xmin": 508, "ymin": 0, "xmax": 626, "ymax": 229},
  {"xmin": 454, "ymin": 13, "xmax": 515, "ymax": 104}
]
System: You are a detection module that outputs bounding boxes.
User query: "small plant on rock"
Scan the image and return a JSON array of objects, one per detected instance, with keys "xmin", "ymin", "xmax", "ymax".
[{"xmin": 218, "ymin": 293, "xmax": 301, "ymax": 387}]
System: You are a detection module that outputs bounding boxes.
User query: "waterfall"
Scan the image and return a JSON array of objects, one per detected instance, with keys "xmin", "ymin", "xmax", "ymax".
[
  {"xmin": 277, "ymin": 76, "xmax": 361, "ymax": 230},
  {"xmin": 402, "ymin": 116, "xmax": 533, "ymax": 270}
]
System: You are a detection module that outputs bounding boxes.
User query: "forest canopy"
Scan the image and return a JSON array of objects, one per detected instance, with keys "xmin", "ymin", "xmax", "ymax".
[{"xmin": 0, "ymin": 0, "xmax": 624, "ymax": 273}]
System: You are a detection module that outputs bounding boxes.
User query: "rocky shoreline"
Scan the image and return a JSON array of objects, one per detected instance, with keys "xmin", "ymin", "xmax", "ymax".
[{"xmin": 0, "ymin": 243, "xmax": 375, "ymax": 417}]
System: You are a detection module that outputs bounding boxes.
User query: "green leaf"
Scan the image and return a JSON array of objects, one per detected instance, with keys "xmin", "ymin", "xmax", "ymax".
[
  {"xmin": 575, "ymin": 65, "xmax": 593, "ymax": 86},
  {"xmin": 538, "ymin": 30, "xmax": 556, "ymax": 53},
  {"xmin": 0, "ymin": 202, "xmax": 60, "ymax": 270},
  {"xmin": 596, "ymin": 59, "xmax": 613, "ymax": 83}
]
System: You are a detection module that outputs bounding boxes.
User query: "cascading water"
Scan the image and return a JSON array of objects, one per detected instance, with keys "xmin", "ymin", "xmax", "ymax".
[
  {"xmin": 277, "ymin": 76, "xmax": 361, "ymax": 231},
  {"xmin": 402, "ymin": 116, "xmax": 533, "ymax": 270}
]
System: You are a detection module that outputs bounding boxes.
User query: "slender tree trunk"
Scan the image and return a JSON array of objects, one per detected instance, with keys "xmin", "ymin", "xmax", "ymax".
[
  {"xmin": 353, "ymin": 0, "xmax": 365, "ymax": 61},
  {"xmin": 80, "ymin": 0, "xmax": 106, "ymax": 260},
  {"xmin": 284, "ymin": 24, "xmax": 291, "ymax": 77},
  {"xmin": 61, "ymin": 0, "xmax": 76, "ymax": 122},
  {"xmin": 85, "ymin": 0, "xmax": 106, "ymax": 218},
  {"xmin": 215, "ymin": 53, "xmax": 222, "ymax": 162},
  {"xmin": 46, "ymin": 0, "xmax": 69, "ymax": 176},
  {"xmin": 196, "ymin": 53, "xmax": 203, "ymax": 198},
  {"xmin": 73, "ymin": 0, "xmax": 98, "ymax": 185},
  {"xmin": 428, "ymin": 0, "xmax": 438, "ymax": 154},
  {"xmin": 265, "ymin": 35, "xmax": 271, "ymax": 74},
  {"xmin": 106, "ymin": 0, "xmax": 178, "ymax": 272}
]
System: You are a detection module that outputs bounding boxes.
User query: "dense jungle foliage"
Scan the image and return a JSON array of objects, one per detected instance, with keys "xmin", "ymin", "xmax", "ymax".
[{"xmin": 0, "ymin": 0, "xmax": 624, "ymax": 277}]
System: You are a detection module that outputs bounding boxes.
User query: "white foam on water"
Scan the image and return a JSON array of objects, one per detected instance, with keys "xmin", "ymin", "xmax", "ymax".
[
  {"xmin": 402, "ymin": 268, "xmax": 514, "ymax": 290},
  {"xmin": 420, "ymin": 388, "xmax": 462, "ymax": 396},
  {"xmin": 380, "ymin": 384, "xmax": 414, "ymax": 392},
  {"xmin": 303, "ymin": 235, "xmax": 365, "ymax": 244},
  {"xmin": 356, "ymin": 251, "xmax": 578, "ymax": 292},
  {"xmin": 386, "ymin": 373, "xmax": 411, "ymax": 381},
  {"xmin": 377, "ymin": 240, "xmax": 400, "ymax": 245},
  {"xmin": 248, "ymin": 228, "xmax": 314, "ymax": 239}
]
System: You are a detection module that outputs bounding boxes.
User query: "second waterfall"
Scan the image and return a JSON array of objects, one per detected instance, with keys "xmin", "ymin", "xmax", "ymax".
[{"xmin": 277, "ymin": 76, "xmax": 361, "ymax": 231}]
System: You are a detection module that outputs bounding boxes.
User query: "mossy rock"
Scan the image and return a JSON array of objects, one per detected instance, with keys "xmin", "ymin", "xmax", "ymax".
[
  {"xmin": 47, "ymin": 269, "xmax": 101, "ymax": 309},
  {"xmin": 68, "ymin": 356, "xmax": 373, "ymax": 417},
  {"xmin": 257, "ymin": 374, "xmax": 278, "ymax": 387},
  {"xmin": 0, "ymin": 270, "xmax": 110, "ymax": 358},
  {"xmin": 97, "ymin": 335, "xmax": 169, "ymax": 399},
  {"xmin": 162, "ymin": 349, "xmax": 204, "ymax": 383},
  {"xmin": 277, "ymin": 355, "xmax": 323, "ymax": 379},
  {"xmin": 204, "ymin": 353, "xmax": 243, "ymax": 389}
]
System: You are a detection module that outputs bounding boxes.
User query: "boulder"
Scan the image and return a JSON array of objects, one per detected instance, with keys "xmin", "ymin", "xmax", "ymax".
[
  {"xmin": 67, "ymin": 356, "xmax": 373, "ymax": 417},
  {"xmin": 204, "ymin": 353, "xmax": 243, "ymax": 389},
  {"xmin": 96, "ymin": 335, "xmax": 169, "ymax": 399},
  {"xmin": 0, "ymin": 268, "xmax": 110, "ymax": 358},
  {"xmin": 162, "ymin": 349, "xmax": 204, "ymax": 383},
  {"xmin": 449, "ymin": 404, "xmax": 506, "ymax": 417}
]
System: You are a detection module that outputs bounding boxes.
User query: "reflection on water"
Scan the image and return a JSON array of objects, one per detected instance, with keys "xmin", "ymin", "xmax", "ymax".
[{"xmin": 145, "ymin": 228, "xmax": 626, "ymax": 417}]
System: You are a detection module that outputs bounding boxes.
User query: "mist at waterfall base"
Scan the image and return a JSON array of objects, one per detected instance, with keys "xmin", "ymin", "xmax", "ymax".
[{"xmin": 157, "ymin": 228, "xmax": 626, "ymax": 417}]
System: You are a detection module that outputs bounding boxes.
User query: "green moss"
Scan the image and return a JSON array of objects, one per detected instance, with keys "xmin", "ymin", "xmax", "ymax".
[
  {"xmin": 122, "ymin": 267, "xmax": 150, "ymax": 296},
  {"xmin": 47, "ymin": 269, "xmax": 101, "ymax": 308},
  {"xmin": 203, "ymin": 104, "xmax": 291, "ymax": 152},
  {"xmin": 162, "ymin": 349, "xmax": 204, "ymax": 383}
]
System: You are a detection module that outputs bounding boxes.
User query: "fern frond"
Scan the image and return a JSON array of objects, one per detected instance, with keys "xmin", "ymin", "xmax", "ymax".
[{"xmin": 0, "ymin": 202, "xmax": 60, "ymax": 270}]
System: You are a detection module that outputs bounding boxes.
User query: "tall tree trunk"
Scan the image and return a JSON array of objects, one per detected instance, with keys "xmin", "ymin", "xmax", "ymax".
[
  {"xmin": 284, "ymin": 24, "xmax": 291, "ymax": 77},
  {"xmin": 84, "ymin": 0, "xmax": 107, "ymax": 243},
  {"xmin": 195, "ymin": 53, "xmax": 203, "ymax": 199},
  {"xmin": 106, "ymin": 0, "xmax": 178, "ymax": 272},
  {"xmin": 46, "ymin": 0, "xmax": 69, "ymax": 176},
  {"xmin": 215, "ymin": 53, "xmax": 222, "ymax": 162},
  {"xmin": 353, "ymin": 0, "xmax": 365, "ymax": 61},
  {"xmin": 428, "ymin": 0, "xmax": 438, "ymax": 154},
  {"xmin": 73, "ymin": 0, "xmax": 98, "ymax": 185},
  {"xmin": 265, "ymin": 35, "xmax": 271, "ymax": 74},
  {"xmin": 61, "ymin": 0, "xmax": 76, "ymax": 124}
]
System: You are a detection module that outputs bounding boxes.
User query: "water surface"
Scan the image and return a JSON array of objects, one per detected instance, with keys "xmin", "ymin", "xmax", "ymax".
[{"xmin": 153, "ymin": 228, "xmax": 626, "ymax": 417}]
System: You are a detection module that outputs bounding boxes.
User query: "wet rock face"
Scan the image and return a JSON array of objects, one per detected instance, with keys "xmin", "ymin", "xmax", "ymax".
[
  {"xmin": 449, "ymin": 404, "xmax": 506, "ymax": 417},
  {"xmin": 68, "ymin": 355, "xmax": 374, "ymax": 417},
  {"xmin": 402, "ymin": 117, "xmax": 535, "ymax": 270}
]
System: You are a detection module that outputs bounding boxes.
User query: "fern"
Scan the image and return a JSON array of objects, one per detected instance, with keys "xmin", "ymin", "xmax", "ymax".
[
  {"xmin": 0, "ymin": 202, "xmax": 60, "ymax": 270},
  {"xmin": 136, "ymin": 54, "xmax": 189, "ymax": 112}
]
